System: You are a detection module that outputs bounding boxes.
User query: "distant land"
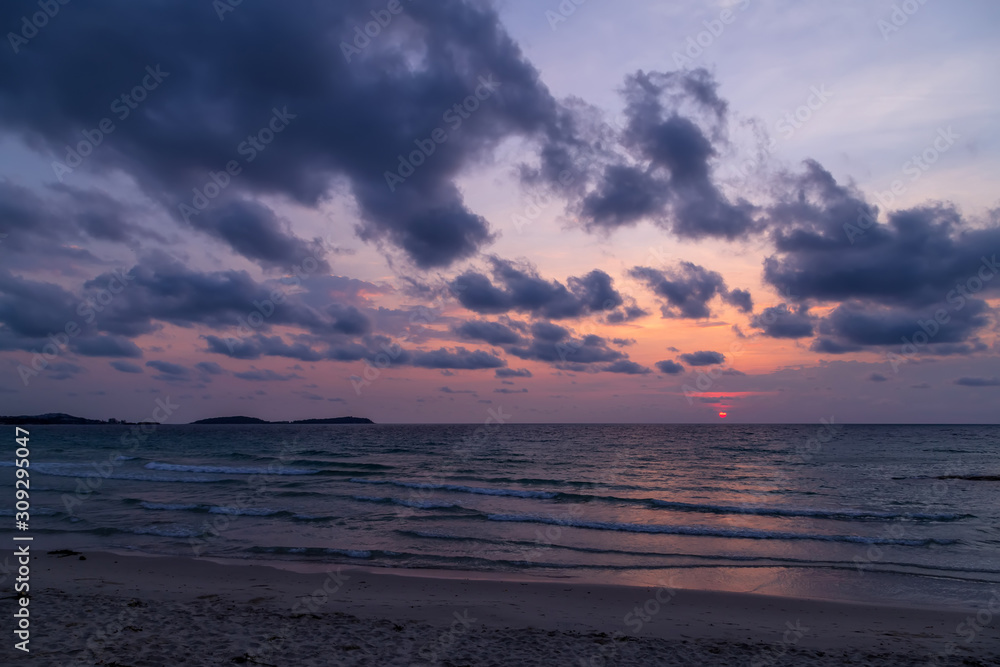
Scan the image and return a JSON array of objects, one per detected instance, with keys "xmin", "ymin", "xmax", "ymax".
[
  {"xmin": 0, "ymin": 413, "xmax": 373, "ymax": 425},
  {"xmin": 0, "ymin": 413, "xmax": 158, "ymax": 426},
  {"xmin": 189, "ymin": 416, "xmax": 374, "ymax": 425}
]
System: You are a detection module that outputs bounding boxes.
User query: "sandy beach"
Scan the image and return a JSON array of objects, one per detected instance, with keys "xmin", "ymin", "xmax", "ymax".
[{"xmin": 6, "ymin": 549, "xmax": 997, "ymax": 666}]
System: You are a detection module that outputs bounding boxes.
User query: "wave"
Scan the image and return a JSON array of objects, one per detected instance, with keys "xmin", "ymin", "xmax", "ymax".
[
  {"xmin": 647, "ymin": 500, "xmax": 971, "ymax": 522},
  {"xmin": 250, "ymin": 546, "xmax": 373, "ymax": 558},
  {"xmin": 232, "ymin": 545, "xmax": 1000, "ymax": 584},
  {"xmin": 448, "ymin": 474, "xmax": 651, "ymax": 491},
  {"xmin": 290, "ymin": 514, "xmax": 336, "ymax": 522},
  {"xmin": 140, "ymin": 502, "xmax": 200, "ymax": 512},
  {"xmin": 144, "ymin": 462, "xmax": 318, "ymax": 475},
  {"xmin": 396, "ymin": 529, "xmax": 1000, "ymax": 576},
  {"xmin": 484, "ymin": 514, "xmax": 959, "ymax": 546},
  {"xmin": 32, "ymin": 462, "xmax": 233, "ymax": 483},
  {"xmin": 347, "ymin": 477, "xmax": 970, "ymax": 522},
  {"xmin": 131, "ymin": 525, "xmax": 203, "ymax": 538},
  {"xmin": 937, "ymin": 475, "xmax": 1000, "ymax": 482},
  {"xmin": 349, "ymin": 478, "xmax": 558, "ymax": 499},
  {"xmin": 138, "ymin": 501, "xmax": 290, "ymax": 517},
  {"xmin": 352, "ymin": 495, "xmax": 461, "ymax": 510},
  {"xmin": 208, "ymin": 506, "xmax": 286, "ymax": 517}
]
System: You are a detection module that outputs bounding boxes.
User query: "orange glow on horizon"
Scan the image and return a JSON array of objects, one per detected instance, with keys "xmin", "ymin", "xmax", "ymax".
[{"xmin": 718, "ymin": 412, "xmax": 727, "ymax": 418}]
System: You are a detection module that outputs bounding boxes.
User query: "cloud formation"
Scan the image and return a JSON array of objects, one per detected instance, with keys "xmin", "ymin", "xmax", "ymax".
[
  {"xmin": 453, "ymin": 259, "xmax": 630, "ymax": 320},
  {"xmin": 630, "ymin": 262, "xmax": 750, "ymax": 319}
]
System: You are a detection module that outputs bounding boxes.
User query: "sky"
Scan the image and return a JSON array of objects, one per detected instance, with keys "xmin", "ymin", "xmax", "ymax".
[{"xmin": 0, "ymin": 0, "xmax": 998, "ymax": 424}]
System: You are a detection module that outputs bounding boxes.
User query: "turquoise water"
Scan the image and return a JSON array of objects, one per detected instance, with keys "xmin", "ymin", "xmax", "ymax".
[{"xmin": 4, "ymin": 423, "xmax": 999, "ymax": 609}]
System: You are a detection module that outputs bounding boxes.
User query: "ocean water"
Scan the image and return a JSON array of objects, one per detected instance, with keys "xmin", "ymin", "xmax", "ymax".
[{"xmin": 4, "ymin": 423, "xmax": 999, "ymax": 609}]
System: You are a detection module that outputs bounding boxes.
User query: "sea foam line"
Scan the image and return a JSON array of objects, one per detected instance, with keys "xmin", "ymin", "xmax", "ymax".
[
  {"xmin": 484, "ymin": 514, "xmax": 959, "ymax": 546},
  {"xmin": 145, "ymin": 462, "xmax": 318, "ymax": 475},
  {"xmin": 349, "ymin": 478, "xmax": 557, "ymax": 499}
]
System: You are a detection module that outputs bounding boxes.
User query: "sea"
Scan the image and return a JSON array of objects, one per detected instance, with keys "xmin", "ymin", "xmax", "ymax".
[{"xmin": 4, "ymin": 423, "xmax": 999, "ymax": 610}]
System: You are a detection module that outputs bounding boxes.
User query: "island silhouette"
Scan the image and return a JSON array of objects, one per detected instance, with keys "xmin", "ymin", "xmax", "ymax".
[{"xmin": 0, "ymin": 413, "xmax": 373, "ymax": 425}]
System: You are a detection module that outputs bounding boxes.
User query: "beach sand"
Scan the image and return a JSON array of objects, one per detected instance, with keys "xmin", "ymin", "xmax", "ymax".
[{"xmin": 9, "ymin": 550, "xmax": 999, "ymax": 666}]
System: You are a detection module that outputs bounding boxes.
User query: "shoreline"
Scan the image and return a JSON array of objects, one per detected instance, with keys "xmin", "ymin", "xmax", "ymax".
[{"xmin": 14, "ymin": 549, "xmax": 999, "ymax": 665}]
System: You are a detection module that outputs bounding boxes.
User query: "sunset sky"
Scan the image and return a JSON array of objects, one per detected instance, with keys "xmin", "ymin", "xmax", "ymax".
[{"xmin": 0, "ymin": 0, "xmax": 998, "ymax": 423}]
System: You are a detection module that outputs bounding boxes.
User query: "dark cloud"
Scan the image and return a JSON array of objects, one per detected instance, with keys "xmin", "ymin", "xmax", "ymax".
[
  {"xmin": 723, "ymin": 288, "xmax": 754, "ymax": 313},
  {"xmin": 452, "ymin": 259, "xmax": 628, "ymax": 320},
  {"xmin": 605, "ymin": 304, "xmax": 650, "ymax": 323},
  {"xmin": 529, "ymin": 69, "xmax": 758, "ymax": 240},
  {"xmin": 71, "ymin": 335, "xmax": 143, "ymax": 358},
  {"xmin": 440, "ymin": 386, "xmax": 476, "ymax": 394},
  {"xmin": 454, "ymin": 319, "xmax": 523, "ymax": 346},
  {"xmin": 495, "ymin": 367, "xmax": 532, "ymax": 378},
  {"xmin": 234, "ymin": 369, "xmax": 300, "ymax": 382},
  {"xmin": 630, "ymin": 262, "xmax": 735, "ymax": 319},
  {"xmin": 505, "ymin": 325, "xmax": 625, "ymax": 366},
  {"xmin": 530, "ymin": 321, "xmax": 570, "ymax": 342},
  {"xmin": 0, "ymin": 269, "xmax": 81, "ymax": 342},
  {"xmin": 0, "ymin": 182, "xmax": 156, "ymax": 259},
  {"xmin": 326, "ymin": 304, "xmax": 373, "ymax": 336},
  {"xmin": 765, "ymin": 164, "xmax": 1000, "ymax": 309},
  {"xmin": 603, "ymin": 360, "xmax": 651, "ymax": 375},
  {"xmin": 45, "ymin": 361, "xmax": 84, "ymax": 380},
  {"xmin": 814, "ymin": 300, "xmax": 990, "ymax": 352},
  {"xmin": 751, "ymin": 304, "xmax": 815, "ymax": 339},
  {"xmin": 494, "ymin": 387, "xmax": 528, "ymax": 394},
  {"xmin": 110, "ymin": 360, "xmax": 143, "ymax": 374},
  {"xmin": 954, "ymin": 377, "xmax": 1000, "ymax": 387},
  {"xmin": 759, "ymin": 163, "xmax": 1000, "ymax": 353},
  {"xmin": 194, "ymin": 361, "xmax": 225, "ymax": 375},
  {"xmin": 869, "ymin": 373, "xmax": 888, "ymax": 382},
  {"xmin": 567, "ymin": 270, "xmax": 624, "ymax": 311},
  {"xmin": 0, "ymin": 0, "xmax": 577, "ymax": 268},
  {"xmin": 197, "ymin": 200, "xmax": 328, "ymax": 273},
  {"xmin": 679, "ymin": 350, "xmax": 725, "ymax": 366},
  {"xmin": 82, "ymin": 253, "xmax": 369, "ymax": 340},
  {"xmin": 410, "ymin": 347, "xmax": 506, "ymax": 370},
  {"xmin": 810, "ymin": 338, "xmax": 863, "ymax": 354},
  {"xmin": 146, "ymin": 360, "xmax": 190, "ymax": 378},
  {"xmin": 655, "ymin": 359, "xmax": 685, "ymax": 374}
]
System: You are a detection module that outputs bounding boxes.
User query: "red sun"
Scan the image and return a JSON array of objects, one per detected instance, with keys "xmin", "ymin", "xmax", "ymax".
[{"xmin": 718, "ymin": 412, "xmax": 728, "ymax": 418}]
